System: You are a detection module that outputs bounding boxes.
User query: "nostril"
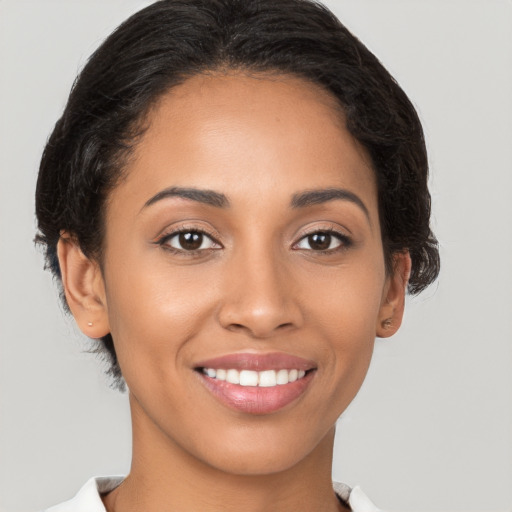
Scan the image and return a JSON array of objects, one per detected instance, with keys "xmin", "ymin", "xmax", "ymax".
[
  {"xmin": 227, "ymin": 323, "xmax": 245, "ymax": 332},
  {"xmin": 225, "ymin": 320, "xmax": 295, "ymax": 338}
]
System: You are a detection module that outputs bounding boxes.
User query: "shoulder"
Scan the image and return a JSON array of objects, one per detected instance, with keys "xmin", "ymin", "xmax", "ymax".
[
  {"xmin": 41, "ymin": 476, "xmax": 124, "ymax": 512},
  {"xmin": 333, "ymin": 482, "xmax": 384, "ymax": 512}
]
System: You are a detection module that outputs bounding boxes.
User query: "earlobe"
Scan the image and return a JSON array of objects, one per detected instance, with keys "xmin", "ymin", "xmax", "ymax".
[
  {"xmin": 57, "ymin": 233, "xmax": 110, "ymax": 339},
  {"xmin": 376, "ymin": 251, "xmax": 411, "ymax": 338}
]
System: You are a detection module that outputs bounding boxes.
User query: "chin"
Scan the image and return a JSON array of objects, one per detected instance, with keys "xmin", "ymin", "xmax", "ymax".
[
  {"xmin": 202, "ymin": 445, "xmax": 312, "ymax": 476},
  {"xmin": 182, "ymin": 421, "xmax": 335, "ymax": 477}
]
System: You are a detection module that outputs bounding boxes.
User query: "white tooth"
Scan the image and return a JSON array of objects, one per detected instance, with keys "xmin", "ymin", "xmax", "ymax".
[
  {"xmin": 226, "ymin": 369, "xmax": 240, "ymax": 384},
  {"xmin": 288, "ymin": 369, "xmax": 298, "ymax": 382},
  {"xmin": 298, "ymin": 370, "xmax": 306, "ymax": 379},
  {"xmin": 206, "ymin": 368, "xmax": 216, "ymax": 378},
  {"xmin": 276, "ymin": 369, "xmax": 289, "ymax": 385},
  {"xmin": 216, "ymin": 369, "xmax": 227, "ymax": 381},
  {"xmin": 258, "ymin": 370, "xmax": 277, "ymax": 387},
  {"xmin": 239, "ymin": 370, "xmax": 258, "ymax": 386}
]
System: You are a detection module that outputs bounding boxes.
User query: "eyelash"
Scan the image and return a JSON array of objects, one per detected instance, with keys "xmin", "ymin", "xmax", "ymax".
[
  {"xmin": 293, "ymin": 227, "xmax": 352, "ymax": 254},
  {"xmin": 154, "ymin": 226, "xmax": 222, "ymax": 256},
  {"xmin": 154, "ymin": 226, "xmax": 352, "ymax": 256}
]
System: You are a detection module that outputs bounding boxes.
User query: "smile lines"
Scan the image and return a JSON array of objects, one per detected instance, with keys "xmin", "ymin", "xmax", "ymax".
[{"xmin": 201, "ymin": 368, "xmax": 307, "ymax": 387}]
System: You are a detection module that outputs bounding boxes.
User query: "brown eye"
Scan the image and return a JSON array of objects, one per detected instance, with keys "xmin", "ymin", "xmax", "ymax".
[
  {"xmin": 307, "ymin": 233, "xmax": 331, "ymax": 251},
  {"xmin": 178, "ymin": 232, "xmax": 203, "ymax": 250},
  {"xmin": 162, "ymin": 230, "xmax": 219, "ymax": 252},
  {"xmin": 295, "ymin": 231, "xmax": 349, "ymax": 252}
]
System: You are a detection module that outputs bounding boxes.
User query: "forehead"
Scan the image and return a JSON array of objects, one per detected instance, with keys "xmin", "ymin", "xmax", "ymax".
[{"xmin": 118, "ymin": 72, "xmax": 377, "ymax": 211}]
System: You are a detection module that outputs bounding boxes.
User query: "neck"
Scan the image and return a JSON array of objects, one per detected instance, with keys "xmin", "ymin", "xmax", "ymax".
[{"xmin": 103, "ymin": 393, "xmax": 348, "ymax": 512}]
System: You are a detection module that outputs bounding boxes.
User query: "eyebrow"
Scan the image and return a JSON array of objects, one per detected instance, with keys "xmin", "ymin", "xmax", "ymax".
[
  {"xmin": 142, "ymin": 185, "xmax": 369, "ymax": 221},
  {"xmin": 291, "ymin": 188, "xmax": 370, "ymax": 220},
  {"xmin": 143, "ymin": 186, "xmax": 230, "ymax": 210}
]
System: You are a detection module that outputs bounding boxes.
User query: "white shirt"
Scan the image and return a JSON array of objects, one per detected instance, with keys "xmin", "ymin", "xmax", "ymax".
[{"xmin": 42, "ymin": 476, "xmax": 383, "ymax": 511}]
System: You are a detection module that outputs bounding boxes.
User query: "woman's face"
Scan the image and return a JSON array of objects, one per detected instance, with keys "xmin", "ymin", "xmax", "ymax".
[{"xmin": 70, "ymin": 73, "xmax": 407, "ymax": 475}]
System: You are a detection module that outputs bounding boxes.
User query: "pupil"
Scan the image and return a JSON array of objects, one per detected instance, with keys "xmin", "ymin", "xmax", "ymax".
[
  {"xmin": 309, "ymin": 233, "xmax": 331, "ymax": 250},
  {"xmin": 179, "ymin": 232, "xmax": 202, "ymax": 250}
]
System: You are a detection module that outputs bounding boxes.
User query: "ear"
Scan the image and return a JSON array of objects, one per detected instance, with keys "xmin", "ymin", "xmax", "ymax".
[
  {"xmin": 57, "ymin": 232, "xmax": 110, "ymax": 339},
  {"xmin": 376, "ymin": 251, "xmax": 412, "ymax": 338}
]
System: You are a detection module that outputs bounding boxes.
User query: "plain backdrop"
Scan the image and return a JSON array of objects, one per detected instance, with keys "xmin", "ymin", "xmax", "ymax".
[{"xmin": 1, "ymin": 1, "xmax": 511, "ymax": 511}]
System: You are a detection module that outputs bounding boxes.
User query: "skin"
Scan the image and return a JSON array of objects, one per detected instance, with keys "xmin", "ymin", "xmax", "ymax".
[{"xmin": 58, "ymin": 73, "xmax": 410, "ymax": 512}]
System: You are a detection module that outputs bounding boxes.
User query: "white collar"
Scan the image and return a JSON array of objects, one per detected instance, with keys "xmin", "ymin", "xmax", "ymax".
[
  {"xmin": 333, "ymin": 481, "xmax": 383, "ymax": 511},
  {"xmin": 44, "ymin": 476, "xmax": 382, "ymax": 512},
  {"xmin": 43, "ymin": 477, "xmax": 123, "ymax": 512}
]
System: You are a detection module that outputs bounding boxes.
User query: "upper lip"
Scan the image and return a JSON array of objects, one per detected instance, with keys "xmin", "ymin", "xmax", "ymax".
[{"xmin": 194, "ymin": 352, "xmax": 316, "ymax": 372}]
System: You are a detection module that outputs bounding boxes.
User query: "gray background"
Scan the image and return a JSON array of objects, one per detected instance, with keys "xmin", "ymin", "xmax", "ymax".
[{"xmin": 1, "ymin": 1, "xmax": 511, "ymax": 511}]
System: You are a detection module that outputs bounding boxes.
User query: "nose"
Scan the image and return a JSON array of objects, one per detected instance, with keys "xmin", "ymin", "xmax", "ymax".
[{"xmin": 216, "ymin": 247, "xmax": 303, "ymax": 339}]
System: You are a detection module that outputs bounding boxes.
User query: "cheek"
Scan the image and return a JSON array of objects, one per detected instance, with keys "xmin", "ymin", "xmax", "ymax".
[
  {"xmin": 102, "ymin": 253, "xmax": 229, "ymax": 390},
  {"xmin": 305, "ymin": 253, "xmax": 385, "ymax": 335},
  {"xmin": 304, "ymin": 257, "xmax": 385, "ymax": 393}
]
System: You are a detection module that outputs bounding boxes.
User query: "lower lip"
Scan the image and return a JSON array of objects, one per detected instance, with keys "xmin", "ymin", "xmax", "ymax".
[{"xmin": 197, "ymin": 371, "xmax": 315, "ymax": 415}]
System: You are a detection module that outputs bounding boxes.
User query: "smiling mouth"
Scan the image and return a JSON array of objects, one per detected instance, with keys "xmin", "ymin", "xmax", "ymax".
[
  {"xmin": 199, "ymin": 367, "xmax": 309, "ymax": 387},
  {"xmin": 194, "ymin": 353, "xmax": 317, "ymax": 414}
]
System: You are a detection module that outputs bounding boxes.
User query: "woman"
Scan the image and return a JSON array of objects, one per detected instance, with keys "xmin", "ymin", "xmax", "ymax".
[{"xmin": 35, "ymin": 0, "xmax": 439, "ymax": 510}]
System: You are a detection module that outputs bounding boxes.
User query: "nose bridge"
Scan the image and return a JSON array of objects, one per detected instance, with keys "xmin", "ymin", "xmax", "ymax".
[{"xmin": 217, "ymin": 240, "xmax": 301, "ymax": 337}]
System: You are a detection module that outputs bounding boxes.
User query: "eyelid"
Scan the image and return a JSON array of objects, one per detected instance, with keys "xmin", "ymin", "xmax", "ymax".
[
  {"xmin": 152, "ymin": 222, "xmax": 352, "ymax": 254},
  {"xmin": 292, "ymin": 225, "xmax": 353, "ymax": 251},
  {"xmin": 153, "ymin": 223, "xmax": 223, "ymax": 251},
  {"xmin": 292, "ymin": 222, "xmax": 350, "ymax": 241}
]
